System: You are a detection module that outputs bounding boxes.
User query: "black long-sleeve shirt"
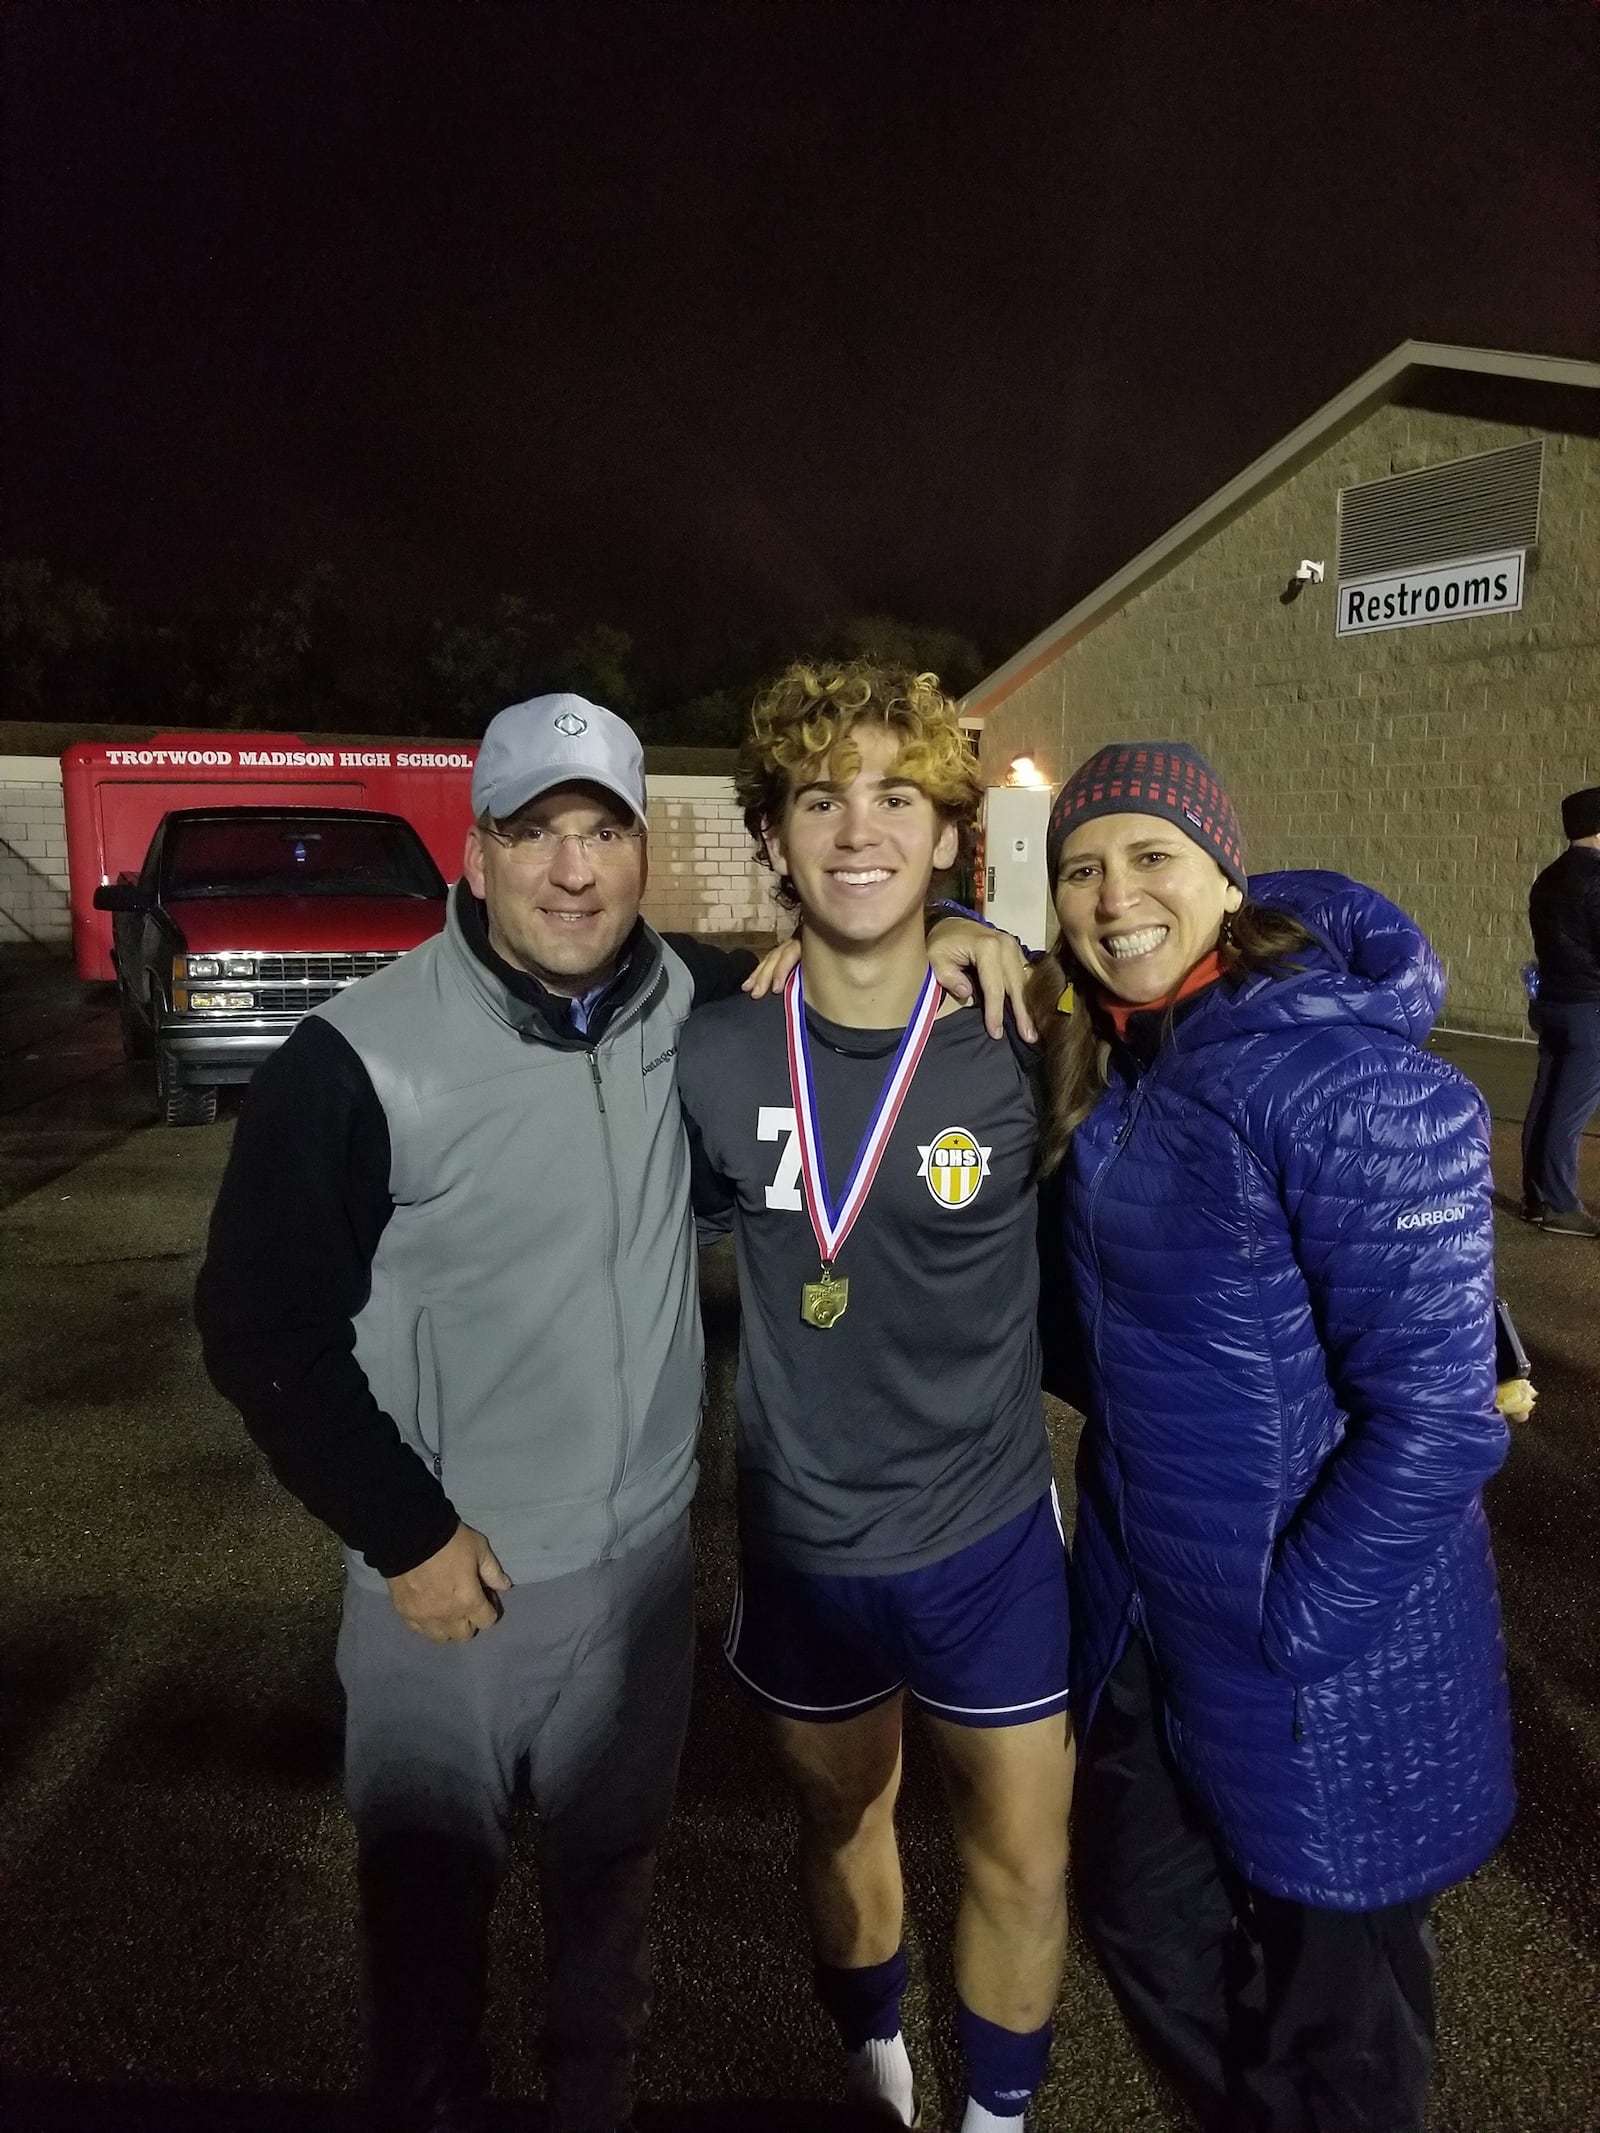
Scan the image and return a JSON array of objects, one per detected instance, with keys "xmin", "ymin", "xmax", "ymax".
[{"xmin": 1529, "ymin": 845, "xmax": 1600, "ymax": 1004}]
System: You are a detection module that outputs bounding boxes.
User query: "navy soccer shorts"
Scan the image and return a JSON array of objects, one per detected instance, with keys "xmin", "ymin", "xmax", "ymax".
[{"xmin": 724, "ymin": 1488, "xmax": 1071, "ymax": 1728}]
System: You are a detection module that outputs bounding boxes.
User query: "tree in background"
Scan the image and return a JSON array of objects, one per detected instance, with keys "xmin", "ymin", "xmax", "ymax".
[
  {"xmin": 673, "ymin": 684, "xmax": 750, "ymax": 748},
  {"xmin": 8, "ymin": 563, "xmax": 361, "ymax": 733},
  {"xmin": 207, "ymin": 565, "xmax": 348, "ymax": 730},
  {"xmin": 818, "ymin": 614, "xmax": 986, "ymax": 698},
  {"xmin": 0, "ymin": 559, "xmax": 115, "ymax": 717},
  {"xmin": 545, "ymin": 624, "xmax": 637, "ymax": 721},
  {"xmin": 424, "ymin": 607, "xmax": 640, "ymax": 735},
  {"xmin": 426, "ymin": 595, "xmax": 551, "ymax": 733},
  {"xmin": 665, "ymin": 614, "xmax": 986, "ymax": 749},
  {"xmin": 0, "ymin": 556, "xmax": 987, "ymax": 747}
]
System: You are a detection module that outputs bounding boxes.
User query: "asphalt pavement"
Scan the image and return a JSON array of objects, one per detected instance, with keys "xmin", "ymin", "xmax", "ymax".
[{"xmin": 1, "ymin": 947, "xmax": 1597, "ymax": 2133}]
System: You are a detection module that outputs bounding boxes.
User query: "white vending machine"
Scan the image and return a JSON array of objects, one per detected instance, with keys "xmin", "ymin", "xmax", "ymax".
[{"xmin": 980, "ymin": 784, "xmax": 1055, "ymax": 952}]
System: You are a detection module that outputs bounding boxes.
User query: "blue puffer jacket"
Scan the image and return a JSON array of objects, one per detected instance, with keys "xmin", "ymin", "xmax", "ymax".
[{"xmin": 1056, "ymin": 870, "xmax": 1515, "ymax": 1909}]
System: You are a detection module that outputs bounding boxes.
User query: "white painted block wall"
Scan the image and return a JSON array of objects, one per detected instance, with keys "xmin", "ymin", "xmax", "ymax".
[
  {"xmin": 0, "ymin": 757, "xmax": 71, "ymax": 948},
  {"xmin": 642, "ymin": 775, "xmax": 781, "ymax": 936}
]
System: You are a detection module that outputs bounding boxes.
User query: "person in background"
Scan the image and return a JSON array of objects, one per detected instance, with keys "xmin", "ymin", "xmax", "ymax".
[
  {"xmin": 195, "ymin": 691, "xmax": 1027, "ymax": 2133},
  {"xmin": 678, "ymin": 662, "xmax": 1073, "ymax": 2133},
  {"xmin": 1520, "ymin": 782, "xmax": 1600, "ymax": 1235},
  {"xmin": 1029, "ymin": 741, "xmax": 1514, "ymax": 2133}
]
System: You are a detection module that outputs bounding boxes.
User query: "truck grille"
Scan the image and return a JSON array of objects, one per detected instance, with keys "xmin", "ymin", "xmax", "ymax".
[
  {"xmin": 255, "ymin": 984, "xmax": 350, "ymax": 1012},
  {"xmin": 253, "ymin": 953, "xmax": 400, "ymax": 984}
]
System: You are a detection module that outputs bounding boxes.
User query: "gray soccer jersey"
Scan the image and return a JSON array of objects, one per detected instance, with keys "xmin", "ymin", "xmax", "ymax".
[{"xmin": 677, "ymin": 990, "xmax": 1052, "ymax": 1575}]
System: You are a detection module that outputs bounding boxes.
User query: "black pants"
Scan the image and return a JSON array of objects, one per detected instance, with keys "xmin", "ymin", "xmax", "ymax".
[
  {"xmin": 1521, "ymin": 996, "xmax": 1600, "ymax": 1212},
  {"xmin": 1073, "ymin": 1637, "xmax": 1436, "ymax": 2133}
]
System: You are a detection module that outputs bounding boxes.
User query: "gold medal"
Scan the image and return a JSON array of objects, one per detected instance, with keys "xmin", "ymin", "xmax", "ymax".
[
  {"xmin": 800, "ymin": 1266, "xmax": 850, "ymax": 1329},
  {"xmin": 784, "ymin": 964, "xmax": 938, "ymax": 1338}
]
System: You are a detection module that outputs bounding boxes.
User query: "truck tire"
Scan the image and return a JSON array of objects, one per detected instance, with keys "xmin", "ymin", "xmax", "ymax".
[{"xmin": 155, "ymin": 1044, "xmax": 218, "ymax": 1128}]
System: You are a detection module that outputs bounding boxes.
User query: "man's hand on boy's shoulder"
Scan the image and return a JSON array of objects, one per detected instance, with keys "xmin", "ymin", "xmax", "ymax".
[{"xmin": 737, "ymin": 915, "xmax": 1037, "ymax": 1042}]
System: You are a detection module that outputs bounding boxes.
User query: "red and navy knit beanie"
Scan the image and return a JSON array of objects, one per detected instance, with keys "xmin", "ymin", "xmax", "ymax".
[{"xmin": 1046, "ymin": 740, "xmax": 1247, "ymax": 890}]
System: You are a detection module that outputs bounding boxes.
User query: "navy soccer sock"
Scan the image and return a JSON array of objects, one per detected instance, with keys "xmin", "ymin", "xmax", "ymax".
[
  {"xmin": 814, "ymin": 1947, "xmax": 907, "ymax": 2047},
  {"xmin": 955, "ymin": 1998, "xmax": 1051, "ymax": 2125}
]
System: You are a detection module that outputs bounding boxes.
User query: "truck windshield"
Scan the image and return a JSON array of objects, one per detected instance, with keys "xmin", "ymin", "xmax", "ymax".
[{"xmin": 163, "ymin": 817, "xmax": 446, "ymax": 899}]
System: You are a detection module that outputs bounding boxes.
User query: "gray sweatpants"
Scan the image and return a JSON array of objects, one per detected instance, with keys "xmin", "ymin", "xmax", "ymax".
[{"xmin": 336, "ymin": 1513, "xmax": 695, "ymax": 2133}]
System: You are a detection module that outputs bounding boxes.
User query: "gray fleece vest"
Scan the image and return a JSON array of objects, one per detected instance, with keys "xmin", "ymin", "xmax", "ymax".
[{"xmin": 315, "ymin": 897, "xmax": 702, "ymax": 1591}]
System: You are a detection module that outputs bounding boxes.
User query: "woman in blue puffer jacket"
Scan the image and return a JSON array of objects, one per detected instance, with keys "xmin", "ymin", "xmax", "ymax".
[{"xmin": 1029, "ymin": 742, "xmax": 1514, "ymax": 2133}]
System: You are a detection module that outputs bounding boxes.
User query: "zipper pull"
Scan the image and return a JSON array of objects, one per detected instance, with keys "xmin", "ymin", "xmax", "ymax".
[
  {"xmin": 588, "ymin": 1053, "xmax": 606, "ymax": 1113},
  {"xmin": 1292, "ymin": 1687, "xmax": 1305, "ymax": 1745},
  {"xmin": 1113, "ymin": 1085, "xmax": 1138, "ymax": 1148}
]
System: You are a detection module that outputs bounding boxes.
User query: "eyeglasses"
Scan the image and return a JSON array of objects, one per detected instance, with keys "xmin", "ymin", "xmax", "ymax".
[{"xmin": 482, "ymin": 823, "xmax": 644, "ymax": 865}]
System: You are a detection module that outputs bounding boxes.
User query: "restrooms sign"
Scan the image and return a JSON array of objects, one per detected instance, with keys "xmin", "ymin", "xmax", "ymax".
[{"xmin": 1335, "ymin": 548, "xmax": 1525, "ymax": 636}]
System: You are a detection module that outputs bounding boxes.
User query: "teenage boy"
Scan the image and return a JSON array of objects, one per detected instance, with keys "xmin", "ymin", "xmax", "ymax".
[{"xmin": 676, "ymin": 662, "xmax": 1073, "ymax": 2133}]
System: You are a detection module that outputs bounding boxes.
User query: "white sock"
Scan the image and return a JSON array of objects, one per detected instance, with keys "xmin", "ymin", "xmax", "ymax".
[
  {"xmin": 843, "ymin": 2029, "xmax": 917, "ymax": 2123},
  {"xmin": 960, "ymin": 2099, "xmax": 1025, "ymax": 2133}
]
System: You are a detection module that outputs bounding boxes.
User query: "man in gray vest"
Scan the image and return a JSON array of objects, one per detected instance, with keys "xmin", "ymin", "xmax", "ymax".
[{"xmin": 196, "ymin": 691, "xmax": 1028, "ymax": 2133}]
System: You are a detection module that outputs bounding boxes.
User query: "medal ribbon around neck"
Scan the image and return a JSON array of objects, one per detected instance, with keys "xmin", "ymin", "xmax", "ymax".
[{"xmin": 783, "ymin": 961, "xmax": 942, "ymax": 1269}]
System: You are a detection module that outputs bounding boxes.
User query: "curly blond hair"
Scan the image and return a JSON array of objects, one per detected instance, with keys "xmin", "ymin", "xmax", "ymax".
[{"xmin": 735, "ymin": 659, "xmax": 982, "ymax": 910}]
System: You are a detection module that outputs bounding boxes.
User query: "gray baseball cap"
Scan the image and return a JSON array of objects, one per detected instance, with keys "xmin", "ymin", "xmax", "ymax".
[{"xmin": 471, "ymin": 693, "xmax": 647, "ymax": 825}]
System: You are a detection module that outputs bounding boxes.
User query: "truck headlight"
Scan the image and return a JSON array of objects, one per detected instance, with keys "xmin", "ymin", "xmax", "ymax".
[
  {"xmin": 185, "ymin": 992, "xmax": 257, "ymax": 1012},
  {"xmin": 180, "ymin": 955, "xmax": 221, "ymax": 979}
]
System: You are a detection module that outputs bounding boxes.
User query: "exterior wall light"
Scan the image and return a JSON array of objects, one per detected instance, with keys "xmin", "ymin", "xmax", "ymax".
[{"xmin": 1280, "ymin": 558, "xmax": 1326, "ymax": 605}]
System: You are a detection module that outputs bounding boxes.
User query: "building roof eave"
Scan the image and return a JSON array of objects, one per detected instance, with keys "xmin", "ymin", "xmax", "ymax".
[{"xmin": 962, "ymin": 339, "xmax": 1600, "ymax": 720}]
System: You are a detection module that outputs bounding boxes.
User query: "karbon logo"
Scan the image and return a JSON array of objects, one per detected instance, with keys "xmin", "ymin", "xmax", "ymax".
[
  {"xmin": 1396, "ymin": 1204, "xmax": 1467, "ymax": 1233},
  {"xmin": 553, "ymin": 710, "xmax": 589, "ymax": 737},
  {"xmin": 916, "ymin": 1127, "xmax": 991, "ymax": 1207}
]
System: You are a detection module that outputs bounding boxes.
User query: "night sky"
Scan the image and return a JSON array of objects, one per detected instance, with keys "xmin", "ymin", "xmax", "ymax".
[{"xmin": 3, "ymin": 1, "xmax": 1596, "ymax": 672}]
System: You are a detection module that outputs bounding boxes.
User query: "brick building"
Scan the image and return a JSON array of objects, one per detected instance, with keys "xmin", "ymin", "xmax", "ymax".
[{"xmin": 967, "ymin": 341, "xmax": 1600, "ymax": 1037}]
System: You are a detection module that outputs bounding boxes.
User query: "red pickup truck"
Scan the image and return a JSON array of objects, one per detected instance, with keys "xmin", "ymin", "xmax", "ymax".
[{"xmin": 94, "ymin": 805, "xmax": 449, "ymax": 1125}]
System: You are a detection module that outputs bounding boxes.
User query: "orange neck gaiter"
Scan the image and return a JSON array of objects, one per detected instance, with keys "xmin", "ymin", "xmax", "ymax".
[{"xmin": 1100, "ymin": 949, "xmax": 1227, "ymax": 1038}]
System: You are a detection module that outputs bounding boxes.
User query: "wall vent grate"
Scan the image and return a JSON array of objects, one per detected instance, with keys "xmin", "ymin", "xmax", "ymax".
[{"xmin": 1337, "ymin": 438, "xmax": 1543, "ymax": 580}]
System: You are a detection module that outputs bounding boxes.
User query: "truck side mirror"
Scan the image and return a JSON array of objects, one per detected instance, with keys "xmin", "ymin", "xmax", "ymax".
[{"xmin": 93, "ymin": 882, "xmax": 150, "ymax": 913}]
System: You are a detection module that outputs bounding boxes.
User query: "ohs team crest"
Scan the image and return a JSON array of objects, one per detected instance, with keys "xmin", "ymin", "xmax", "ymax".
[{"xmin": 916, "ymin": 1127, "xmax": 991, "ymax": 1207}]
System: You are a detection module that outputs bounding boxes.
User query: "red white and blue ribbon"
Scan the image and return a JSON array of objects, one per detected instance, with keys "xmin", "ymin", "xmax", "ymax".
[{"xmin": 782, "ymin": 961, "xmax": 941, "ymax": 1267}]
